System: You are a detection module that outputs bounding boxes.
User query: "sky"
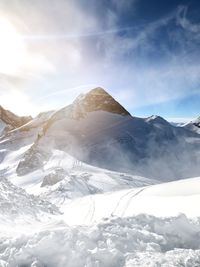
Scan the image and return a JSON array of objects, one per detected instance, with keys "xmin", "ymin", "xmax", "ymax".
[{"xmin": 0, "ymin": 0, "xmax": 199, "ymax": 120}]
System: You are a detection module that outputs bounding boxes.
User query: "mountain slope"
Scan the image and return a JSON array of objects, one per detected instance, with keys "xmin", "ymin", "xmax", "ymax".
[
  {"xmin": 0, "ymin": 105, "xmax": 32, "ymax": 135},
  {"xmin": 4, "ymin": 148, "xmax": 156, "ymax": 202},
  {"xmin": 0, "ymin": 177, "xmax": 59, "ymax": 226}
]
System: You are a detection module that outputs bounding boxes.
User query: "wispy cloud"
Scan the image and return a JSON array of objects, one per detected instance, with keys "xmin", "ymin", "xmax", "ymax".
[
  {"xmin": 176, "ymin": 5, "xmax": 200, "ymax": 34},
  {"xmin": 0, "ymin": 1, "xmax": 199, "ymax": 117},
  {"xmin": 94, "ymin": 4, "xmax": 200, "ymax": 111}
]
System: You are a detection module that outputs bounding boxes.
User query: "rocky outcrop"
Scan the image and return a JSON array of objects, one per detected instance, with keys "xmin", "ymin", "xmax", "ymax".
[
  {"xmin": 41, "ymin": 168, "xmax": 66, "ymax": 187},
  {"xmin": 72, "ymin": 87, "xmax": 131, "ymax": 119},
  {"xmin": 16, "ymin": 145, "xmax": 51, "ymax": 176}
]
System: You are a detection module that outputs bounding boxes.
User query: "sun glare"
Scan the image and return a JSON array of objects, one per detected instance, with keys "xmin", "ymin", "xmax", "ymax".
[{"xmin": 0, "ymin": 18, "xmax": 26, "ymax": 75}]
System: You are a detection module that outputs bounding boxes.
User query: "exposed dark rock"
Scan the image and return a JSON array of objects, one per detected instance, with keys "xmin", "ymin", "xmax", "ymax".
[
  {"xmin": 72, "ymin": 87, "xmax": 131, "ymax": 119},
  {"xmin": 41, "ymin": 168, "xmax": 66, "ymax": 187}
]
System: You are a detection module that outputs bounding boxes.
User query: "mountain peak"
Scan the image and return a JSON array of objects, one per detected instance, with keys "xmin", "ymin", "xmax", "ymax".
[
  {"xmin": 193, "ymin": 116, "xmax": 200, "ymax": 127},
  {"xmin": 86, "ymin": 87, "xmax": 110, "ymax": 95},
  {"xmin": 73, "ymin": 87, "xmax": 131, "ymax": 118},
  {"xmin": 145, "ymin": 115, "xmax": 170, "ymax": 125}
]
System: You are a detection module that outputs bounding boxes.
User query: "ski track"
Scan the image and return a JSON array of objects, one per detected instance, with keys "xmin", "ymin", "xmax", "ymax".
[
  {"xmin": 89, "ymin": 197, "xmax": 95, "ymax": 223},
  {"xmin": 111, "ymin": 186, "xmax": 149, "ymax": 217},
  {"xmin": 82, "ymin": 185, "xmax": 150, "ymax": 224},
  {"xmin": 111, "ymin": 189, "xmax": 135, "ymax": 216},
  {"xmin": 120, "ymin": 187, "xmax": 148, "ymax": 217},
  {"xmin": 84, "ymin": 195, "xmax": 95, "ymax": 223}
]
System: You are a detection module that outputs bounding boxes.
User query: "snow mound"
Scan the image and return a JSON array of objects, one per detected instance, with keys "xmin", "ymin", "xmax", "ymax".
[{"xmin": 1, "ymin": 214, "xmax": 200, "ymax": 267}]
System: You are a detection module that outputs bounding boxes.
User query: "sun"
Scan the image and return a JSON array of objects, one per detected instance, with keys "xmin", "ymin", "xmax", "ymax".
[{"xmin": 0, "ymin": 18, "xmax": 26, "ymax": 75}]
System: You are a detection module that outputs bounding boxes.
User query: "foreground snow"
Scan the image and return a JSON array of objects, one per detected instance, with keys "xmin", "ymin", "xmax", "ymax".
[
  {"xmin": 0, "ymin": 176, "xmax": 200, "ymax": 266},
  {"xmin": 1, "ymin": 214, "xmax": 200, "ymax": 267}
]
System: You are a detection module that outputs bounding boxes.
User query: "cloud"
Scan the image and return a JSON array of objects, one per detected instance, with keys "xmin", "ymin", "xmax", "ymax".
[
  {"xmin": 176, "ymin": 6, "xmax": 200, "ymax": 33},
  {"xmin": 0, "ymin": 89, "xmax": 37, "ymax": 116},
  {"xmin": 0, "ymin": 1, "xmax": 199, "ymax": 116},
  {"xmin": 92, "ymin": 4, "xmax": 200, "ymax": 111}
]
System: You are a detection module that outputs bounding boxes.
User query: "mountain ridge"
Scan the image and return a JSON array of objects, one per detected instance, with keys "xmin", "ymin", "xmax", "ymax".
[
  {"xmin": 0, "ymin": 105, "xmax": 32, "ymax": 134},
  {"xmin": 0, "ymin": 87, "xmax": 200, "ymax": 181}
]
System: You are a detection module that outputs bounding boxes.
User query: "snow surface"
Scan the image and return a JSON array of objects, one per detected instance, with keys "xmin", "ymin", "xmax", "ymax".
[
  {"xmin": 1, "ymin": 214, "xmax": 200, "ymax": 266},
  {"xmin": 0, "ymin": 100, "xmax": 200, "ymax": 266},
  {"xmin": 0, "ymin": 177, "xmax": 59, "ymax": 227},
  {"xmin": 59, "ymin": 177, "xmax": 200, "ymax": 225},
  {"xmin": 0, "ymin": 122, "xmax": 200, "ymax": 266},
  {"xmin": 1, "ymin": 173, "xmax": 200, "ymax": 266}
]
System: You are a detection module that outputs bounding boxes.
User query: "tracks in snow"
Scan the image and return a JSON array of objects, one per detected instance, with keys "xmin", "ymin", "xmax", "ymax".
[
  {"xmin": 84, "ymin": 195, "xmax": 95, "ymax": 224},
  {"xmin": 120, "ymin": 187, "xmax": 146, "ymax": 217},
  {"xmin": 83, "ymin": 186, "xmax": 150, "ymax": 224}
]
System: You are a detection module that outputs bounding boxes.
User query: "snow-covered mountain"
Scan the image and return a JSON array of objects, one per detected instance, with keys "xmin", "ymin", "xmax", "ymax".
[
  {"xmin": 184, "ymin": 116, "xmax": 200, "ymax": 134},
  {"xmin": 3, "ymin": 87, "xmax": 198, "ymax": 182},
  {"xmin": 0, "ymin": 88, "xmax": 200, "ymax": 184}
]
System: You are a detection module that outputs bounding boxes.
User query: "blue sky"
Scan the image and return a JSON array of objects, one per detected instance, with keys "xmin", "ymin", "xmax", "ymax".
[{"xmin": 0, "ymin": 0, "xmax": 199, "ymax": 120}]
